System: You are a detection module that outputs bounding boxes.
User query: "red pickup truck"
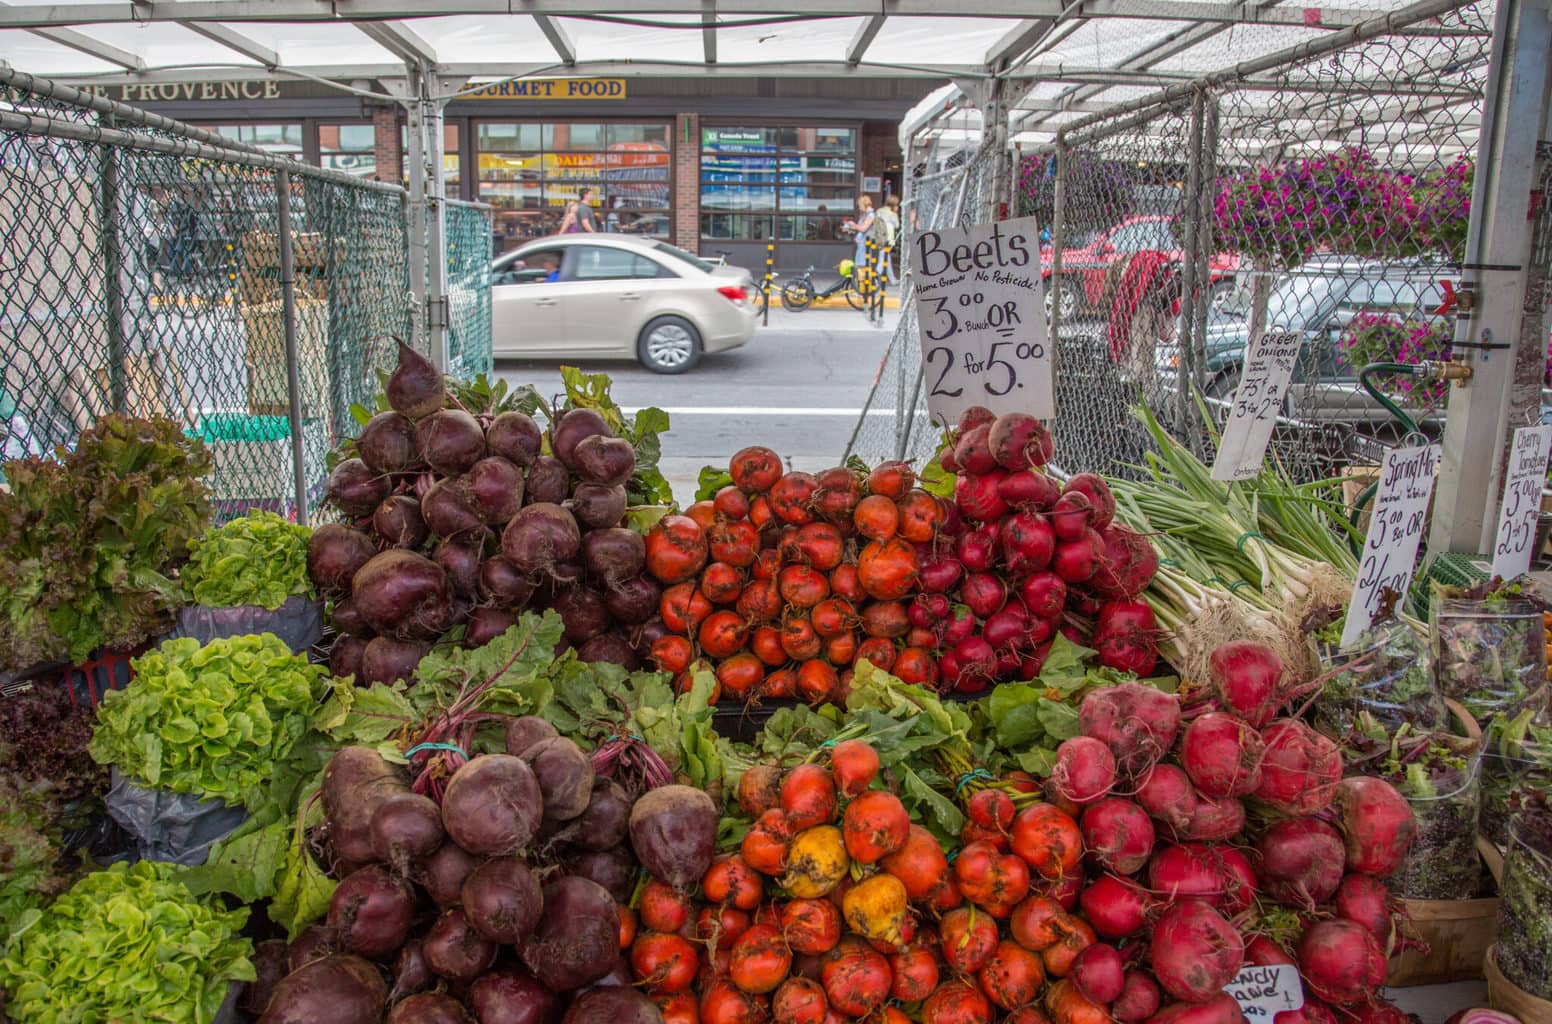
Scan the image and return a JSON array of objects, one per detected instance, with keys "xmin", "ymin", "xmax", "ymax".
[{"xmin": 1040, "ymin": 214, "xmax": 1240, "ymax": 319}]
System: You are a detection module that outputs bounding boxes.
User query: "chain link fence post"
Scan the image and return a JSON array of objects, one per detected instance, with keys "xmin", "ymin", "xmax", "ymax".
[{"xmin": 274, "ymin": 166, "xmax": 310, "ymax": 525}]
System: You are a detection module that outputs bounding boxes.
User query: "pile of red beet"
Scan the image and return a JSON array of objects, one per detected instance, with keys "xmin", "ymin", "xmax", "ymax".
[
  {"xmin": 926, "ymin": 406, "xmax": 1160, "ymax": 692},
  {"xmin": 640, "ymin": 448, "xmax": 936, "ymax": 705},
  {"xmin": 1035, "ymin": 641, "xmax": 1420, "ymax": 1024},
  {"xmin": 310, "ymin": 344, "xmax": 660, "ymax": 686},
  {"xmin": 247, "ymin": 718, "xmax": 720, "ymax": 1024}
]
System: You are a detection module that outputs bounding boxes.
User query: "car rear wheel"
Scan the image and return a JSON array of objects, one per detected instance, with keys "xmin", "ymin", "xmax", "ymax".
[
  {"xmin": 1206, "ymin": 369, "xmax": 1240, "ymax": 400},
  {"xmin": 1210, "ymin": 280, "xmax": 1235, "ymax": 310},
  {"xmin": 638, "ymin": 315, "xmax": 703, "ymax": 374},
  {"xmin": 1044, "ymin": 280, "xmax": 1079, "ymax": 322}
]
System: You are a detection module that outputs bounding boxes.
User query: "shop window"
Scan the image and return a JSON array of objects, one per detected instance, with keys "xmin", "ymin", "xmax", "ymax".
[
  {"xmin": 701, "ymin": 125, "xmax": 859, "ymax": 246},
  {"xmin": 700, "ymin": 213, "xmax": 776, "ymax": 241},
  {"xmin": 477, "ymin": 121, "xmax": 671, "ymax": 251},
  {"xmin": 319, "ymin": 122, "xmax": 376, "ymax": 179},
  {"xmin": 209, "ymin": 123, "xmax": 303, "ymax": 158}
]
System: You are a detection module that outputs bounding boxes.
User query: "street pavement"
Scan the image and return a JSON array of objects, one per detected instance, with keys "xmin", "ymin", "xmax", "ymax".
[{"xmin": 494, "ymin": 307, "xmax": 902, "ymax": 504}]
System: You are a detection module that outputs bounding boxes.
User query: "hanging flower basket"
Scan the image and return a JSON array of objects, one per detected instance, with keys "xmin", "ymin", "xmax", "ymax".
[
  {"xmin": 1338, "ymin": 312, "xmax": 1454, "ymax": 411},
  {"xmin": 1209, "ymin": 146, "xmax": 1472, "ymax": 267}
]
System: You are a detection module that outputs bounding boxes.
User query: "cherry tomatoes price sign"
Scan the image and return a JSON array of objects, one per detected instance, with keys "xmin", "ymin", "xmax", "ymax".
[
  {"xmin": 1491, "ymin": 424, "xmax": 1552, "ymax": 580},
  {"xmin": 1341, "ymin": 443, "xmax": 1440, "ymax": 650},
  {"xmin": 911, "ymin": 215, "xmax": 1053, "ymax": 424}
]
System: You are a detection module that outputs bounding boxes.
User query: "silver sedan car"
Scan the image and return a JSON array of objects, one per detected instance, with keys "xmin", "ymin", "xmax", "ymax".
[{"xmin": 489, "ymin": 235, "xmax": 759, "ymax": 373}]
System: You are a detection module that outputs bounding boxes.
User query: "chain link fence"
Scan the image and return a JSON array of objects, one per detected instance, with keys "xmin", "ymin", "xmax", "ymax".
[
  {"xmin": 1043, "ymin": 0, "xmax": 1492, "ymax": 482},
  {"xmin": 849, "ymin": 0, "xmax": 1495, "ymax": 485},
  {"xmin": 446, "ymin": 199, "xmax": 495, "ymax": 381},
  {"xmin": 845, "ymin": 132, "xmax": 1006, "ymax": 463},
  {"xmin": 1, "ymin": 72, "xmax": 493, "ymax": 522}
]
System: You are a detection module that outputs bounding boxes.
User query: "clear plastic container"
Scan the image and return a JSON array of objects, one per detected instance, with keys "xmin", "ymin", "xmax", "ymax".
[
  {"xmin": 1389, "ymin": 745, "xmax": 1485, "ymax": 900},
  {"xmin": 1431, "ymin": 596, "xmax": 1548, "ymax": 726},
  {"xmin": 1317, "ymin": 622, "xmax": 1445, "ymax": 737},
  {"xmin": 1497, "ymin": 825, "xmax": 1552, "ymax": 1000}
]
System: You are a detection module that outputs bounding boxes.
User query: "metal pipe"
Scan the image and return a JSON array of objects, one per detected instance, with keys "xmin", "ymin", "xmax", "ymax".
[
  {"xmin": 1058, "ymin": 0, "xmax": 1482, "ymax": 146},
  {"xmin": 97, "ymin": 111, "xmax": 128, "ymax": 414},
  {"xmin": 1191, "ymin": 97, "xmax": 1220, "ymax": 406},
  {"xmin": 1174, "ymin": 90, "xmax": 1206, "ymax": 442},
  {"xmin": 0, "ymin": 107, "xmax": 406, "ymax": 194},
  {"xmin": 1047, "ymin": 136, "xmax": 1068, "ymax": 353},
  {"xmin": 275, "ymin": 167, "xmax": 310, "ymax": 526},
  {"xmin": 0, "ymin": 66, "xmax": 275, "ymax": 158}
]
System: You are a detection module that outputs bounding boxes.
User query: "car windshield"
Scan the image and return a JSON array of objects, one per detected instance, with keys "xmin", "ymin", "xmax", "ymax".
[
  {"xmin": 1267, "ymin": 272, "xmax": 1344, "ymax": 329},
  {"xmin": 652, "ymin": 241, "xmax": 714, "ymax": 274}
]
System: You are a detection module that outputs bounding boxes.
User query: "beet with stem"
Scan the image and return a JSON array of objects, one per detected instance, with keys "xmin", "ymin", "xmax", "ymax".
[
  {"xmin": 487, "ymin": 411, "xmax": 544, "ymax": 467},
  {"xmin": 521, "ymin": 875, "xmax": 621, "ymax": 991},
  {"xmin": 373, "ymin": 495, "xmax": 429, "ymax": 549},
  {"xmin": 257, "ymin": 954, "xmax": 387, "ymax": 1024},
  {"xmin": 628, "ymin": 784, "xmax": 718, "ymax": 890},
  {"xmin": 308, "ymin": 524, "xmax": 379, "ymax": 597},
  {"xmin": 462, "ymin": 856, "xmax": 544, "ymax": 944},
  {"xmin": 502, "ymin": 503, "xmax": 583, "ymax": 577},
  {"xmin": 440, "ymin": 754, "xmax": 545, "ymax": 856},
  {"xmin": 387, "ymin": 341, "xmax": 446, "ymax": 419}
]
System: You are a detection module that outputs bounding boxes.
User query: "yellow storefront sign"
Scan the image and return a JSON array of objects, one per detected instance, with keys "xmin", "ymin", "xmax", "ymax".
[{"xmin": 465, "ymin": 79, "xmax": 627, "ymax": 100}]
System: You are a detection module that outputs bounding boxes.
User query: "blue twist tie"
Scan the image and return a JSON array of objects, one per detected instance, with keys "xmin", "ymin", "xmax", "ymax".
[
  {"xmin": 956, "ymin": 769, "xmax": 994, "ymax": 793},
  {"xmin": 406, "ymin": 742, "xmax": 467, "ymax": 759},
  {"xmin": 819, "ymin": 738, "xmax": 839, "ymax": 749},
  {"xmin": 1228, "ymin": 579, "xmax": 1255, "ymax": 594}
]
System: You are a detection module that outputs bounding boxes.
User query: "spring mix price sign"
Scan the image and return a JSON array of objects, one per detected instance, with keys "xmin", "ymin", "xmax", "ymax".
[
  {"xmin": 1490, "ymin": 424, "xmax": 1552, "ymax": 580},
  {"xmin": 911, "ymin": 216, "xmax": 1053, "ymax": 424},
  {"xmin": 1340, "ymin": 443, "xmax": 1441, "ymax": 649}
]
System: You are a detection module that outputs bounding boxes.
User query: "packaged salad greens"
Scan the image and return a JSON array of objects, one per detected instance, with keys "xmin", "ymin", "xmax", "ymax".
[
  {"xmin": 1431, "ymin": 588, "xmax": 1548, "ymax": 726},
  {"xmin": 1360, "ymin": 726, "xmax": 1484, "ymax": 900},
  {"xmin": 1496, "ymin": 792, "xmax": 1552, "ymax": 1000},
  {"xmin": 1316, "ymin": 621, "xmax": 1445, "ymax": 738},
  {"xmin": 1481, "ymin": 707, "xmax": 1552, "ymax": 847}
]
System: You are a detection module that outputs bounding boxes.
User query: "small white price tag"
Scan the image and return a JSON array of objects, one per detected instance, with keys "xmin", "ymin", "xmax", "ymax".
[
  {"xmin": 911, "ymin": 215, "xmax": 1053, "ymax": 425},
  {"xmin": 1490, "ymin": 424, "xmax": 1552, "ymax": 580},
  {"xmin": 1211, "ymin": 330, "xmax": 1304, "ymax": 482},
  {"xmin": 1226, "ymin": 965, "xmax": 1304, "ymax": 1019},
  {"xmin": 1341, "ymin": 443, "xmax": 1441, "ymax": 649}
]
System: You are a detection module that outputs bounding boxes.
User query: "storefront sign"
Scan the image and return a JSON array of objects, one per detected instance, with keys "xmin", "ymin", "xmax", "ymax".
[
  {"xmin": 1490, "ymin": 424, "xmax": 1552, "ymax": 580},
  {"xmin": 703, "ymin": 128, "xmax": 767, "ymax": 145},
  {"xmin": 79, "ymin": 80, "xmax": 285, "ymax": 102},
  {"xmin": 1210, "ymin": 329, "xmax": 1303, "ymax": 481},
  {"xmin": 1341, "ymin": 443, "xmax": 1441, "ymax": 649},
  {"xmin": 464, "ymin": 79, "xmax": 627, "ymax": 100},
  {"xmin": 911, "ymin": 215, "xmax": 1054, "ymax": 424}
]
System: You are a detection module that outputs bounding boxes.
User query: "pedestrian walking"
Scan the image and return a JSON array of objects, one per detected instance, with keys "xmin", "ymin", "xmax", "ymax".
[
  {"xmin": 876, "ymin": 195, "xmax": 901, "ymax": 284},
  {"xmin": 841, "ymin": 194, "xmax": 875, "ymax": 280}
]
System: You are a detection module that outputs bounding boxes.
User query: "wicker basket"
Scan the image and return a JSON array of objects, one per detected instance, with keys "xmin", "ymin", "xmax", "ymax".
[
  {"xmin": 1388, "ymin": 896, "xmax": 1500, "ymax": 986},
  {"xmin": 1485, "ymin": 946, "xmax": 1552, "ymax": 1024}
]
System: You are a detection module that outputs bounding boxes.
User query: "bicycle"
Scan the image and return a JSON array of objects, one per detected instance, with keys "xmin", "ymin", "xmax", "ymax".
[{"xmin": 780, "ymin": 260, "xmax": 869, "ymax": 312}]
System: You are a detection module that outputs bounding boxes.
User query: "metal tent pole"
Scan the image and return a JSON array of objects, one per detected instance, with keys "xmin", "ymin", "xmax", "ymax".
[
  {"xmin": 276, "ymin": 167, "xmax": 310, "ymax": 525},
  {"xmin": 1428, "ymin": 0, "xmax": 1552, "ymax": 554}
]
